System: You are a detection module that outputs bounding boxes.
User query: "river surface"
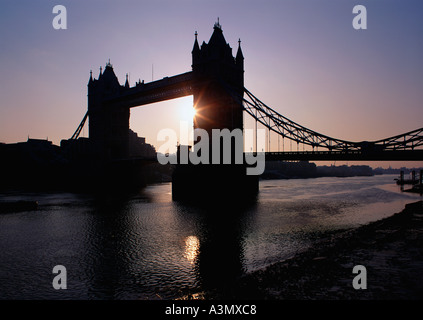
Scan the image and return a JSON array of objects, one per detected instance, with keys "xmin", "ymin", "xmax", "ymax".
[{"xmin": 0, "ymin": 175, "xmax": 421, "ymax": 299}]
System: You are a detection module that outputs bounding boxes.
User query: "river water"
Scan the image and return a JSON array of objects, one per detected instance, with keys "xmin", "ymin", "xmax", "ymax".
[{"xmin": 0, "ymin": 175, "xmax": 421, "ymax": 299}]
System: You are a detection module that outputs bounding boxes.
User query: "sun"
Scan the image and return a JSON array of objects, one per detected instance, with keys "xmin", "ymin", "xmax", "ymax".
[{"xmin": 178, "ymin": 99, "xmax": 197, "ymax": 122}]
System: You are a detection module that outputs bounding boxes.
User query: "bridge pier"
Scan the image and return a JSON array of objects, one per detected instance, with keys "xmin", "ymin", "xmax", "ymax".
[{"xmin": 172, "ymin": 164, "xmax": 258, "ymax": 203}]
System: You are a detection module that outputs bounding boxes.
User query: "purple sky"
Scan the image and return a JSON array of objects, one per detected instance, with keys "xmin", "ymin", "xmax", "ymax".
[{"xmin": 0, "ymin": 0, "xmax": 422, "ymax": 168}]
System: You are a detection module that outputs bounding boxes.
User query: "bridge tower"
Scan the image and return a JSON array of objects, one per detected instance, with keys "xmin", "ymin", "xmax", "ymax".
[
  {"xmin": 172, "ymin": 21, "xmax": 259, "ymax": 202},
  {"xmin": 88, "ymin": 61, "xmax": 130, "ymax": 161},
  {"xmin": 192, "ymin": 20, "xmax": 244, "ymax": 138}
]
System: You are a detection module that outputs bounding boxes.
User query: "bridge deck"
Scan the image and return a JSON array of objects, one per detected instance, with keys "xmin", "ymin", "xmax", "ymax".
[
  {"xmin": 111, "ymin": 150, "xmax": 423, "ymax": 165},
  {"xmin": 107, "ymin": 71, "xmax": 194, "ymax": 108},
  {"xmin": 261, "ymin": 150, "xmax": 423, "ymax": 161}
]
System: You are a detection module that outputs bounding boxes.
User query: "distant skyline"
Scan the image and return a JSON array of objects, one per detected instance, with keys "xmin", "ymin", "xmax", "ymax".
[{"xmin": 1, "ymin": 0, "xmax": 422, "ymax": 168}]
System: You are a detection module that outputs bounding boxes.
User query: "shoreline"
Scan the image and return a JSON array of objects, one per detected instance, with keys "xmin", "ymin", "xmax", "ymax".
[{"xmin": 208, "ymin": 200, "xmax": 423, "ymax": 300}]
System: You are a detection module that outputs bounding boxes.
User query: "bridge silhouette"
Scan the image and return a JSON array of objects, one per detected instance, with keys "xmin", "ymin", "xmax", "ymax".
[{"xmin": 64, "ymin": 21, "xmax": 422, "ymax": 199}]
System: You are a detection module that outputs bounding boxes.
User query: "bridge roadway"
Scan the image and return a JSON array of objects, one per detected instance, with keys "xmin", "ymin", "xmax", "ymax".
[
  {"xmin": 110, "ymin": 149, "xmax": 423, "ymax": 166},
  {"xmin": 261, "ymin": 150, "xmax": 423, "ymax": 161},
  {"xmin": 106, "ymin": 72, "xmax": 194, "ymax": 108}
]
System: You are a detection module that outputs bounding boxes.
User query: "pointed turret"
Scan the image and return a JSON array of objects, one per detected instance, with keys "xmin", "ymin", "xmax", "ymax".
[
  {"xmin": 125, "ymin": 73, "xmax": 130, "ymax": 88},
  {"xmin": 192, "ymin": 31, "xmax": 200, "ymax": 53},
  {"xmin": 88, "ymin": 70, "xmax": 94, "ymax": 86},
  {"xmin": 236, "ymin": 39, "xmax": 244, "ymax": 60},
  {"xmin": 236, "ymin": 38, "xmax": 244, "ymax": 69},
  {"xmin": 192, "ymin": 31, "xmax": 200, "ymax": 67}
]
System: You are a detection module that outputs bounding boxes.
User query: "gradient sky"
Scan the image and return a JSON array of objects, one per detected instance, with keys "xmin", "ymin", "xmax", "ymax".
[{"xmin": 1, "ymin": 0, "xmax": 422, "ymax": 168}]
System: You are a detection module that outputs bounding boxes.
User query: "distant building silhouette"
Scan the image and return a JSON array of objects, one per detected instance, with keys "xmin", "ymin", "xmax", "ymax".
[
  {"xmin": 0, "ymin": 138, "xmax": 65, "ymax": 189},
  {"xmin": 128, "ymin": 129, "xmax": 156, "ymax": 158}
]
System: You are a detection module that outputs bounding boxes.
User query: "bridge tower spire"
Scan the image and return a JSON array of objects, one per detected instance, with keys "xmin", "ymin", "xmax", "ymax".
[
  {"xmin": 236, "ymin": 38, "xmax": 244, "ymax": 68},
  {"xmin": 88, "ymin": 70, "xmax": 93, "ymax": 85},
  {"xmin": 125, "ymin": 73, "xmax": 130, "ymax": 88}
]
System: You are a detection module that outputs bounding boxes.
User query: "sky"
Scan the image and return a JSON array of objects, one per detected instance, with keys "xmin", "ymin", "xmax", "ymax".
[{"xmin": 0, "ymin": 0, "xmax": 422, "ymax": 168}]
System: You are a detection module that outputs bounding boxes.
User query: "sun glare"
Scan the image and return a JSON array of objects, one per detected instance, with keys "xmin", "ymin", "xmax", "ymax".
[{"xmin": 178, "ymin": 98, "xmax": 196, "ymax": 122}]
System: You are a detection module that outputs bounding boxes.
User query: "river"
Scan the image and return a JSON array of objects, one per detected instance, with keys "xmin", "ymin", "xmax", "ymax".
[{"xmin": 0, "ymin": 174, "xmax": 421, "ymax": 299}]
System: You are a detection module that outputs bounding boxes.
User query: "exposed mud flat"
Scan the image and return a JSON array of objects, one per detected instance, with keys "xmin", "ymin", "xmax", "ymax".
[{"xmin": 213, "ymin": 201, "xmax": 423, "ymax": 300}]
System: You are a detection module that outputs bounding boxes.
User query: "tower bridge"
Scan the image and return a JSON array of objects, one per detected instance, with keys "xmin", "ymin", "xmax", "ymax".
[{"xmin": 64, "ymin": 21, "xmax": 423, "ymax": 199}]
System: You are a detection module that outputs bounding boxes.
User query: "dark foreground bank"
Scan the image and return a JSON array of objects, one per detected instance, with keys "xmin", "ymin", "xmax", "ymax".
[{"xmin": 210, "ymin": 201, "xmax": 423, "ymax": 300}]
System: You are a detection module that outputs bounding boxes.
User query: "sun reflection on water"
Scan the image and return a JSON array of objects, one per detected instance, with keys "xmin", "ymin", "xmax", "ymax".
[{"xmin": 184, "ymin": 236, "xmax": 200, "ymax": 264}]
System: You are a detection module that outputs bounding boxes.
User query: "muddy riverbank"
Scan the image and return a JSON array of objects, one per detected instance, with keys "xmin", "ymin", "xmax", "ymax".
[{"xmin": 212, "ymin": 201, "xmax": 423, "ymax": 299}]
